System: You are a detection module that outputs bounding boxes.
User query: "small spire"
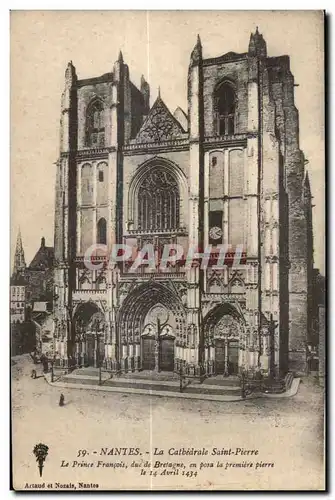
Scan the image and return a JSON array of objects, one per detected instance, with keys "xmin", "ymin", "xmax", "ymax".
[
  {"xmin": 13, "ymin": 228, "xmax": 26, "ymax": 276},
  {"xmin": 190, "ymin": 34, "xmax": 203, "ymax": 66},
  {"xmin": 141, "ymin": 74, "xmax": 146, "ymax": 85},
  {"xmin": 158, "ymin": 86, "xmax": 161, "ymax": 98},
  {"xmin": 118, "ymin": 50, "xmax": 124, "ymax": 63},
  {"xmin": 248, "ymin": 26, "xmax": 267, "ymax": 58}
]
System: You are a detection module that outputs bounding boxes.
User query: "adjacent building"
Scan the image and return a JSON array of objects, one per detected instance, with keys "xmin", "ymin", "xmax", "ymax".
[
  {"xmin": 11, "ymin": 233, "xmax": 54, "ymax": 320},
  {"xmin": 10, "ymin": 230, "xmax": 27, "ymax": 324},
  {"xmin": 10, "ymin": 275, "xmax": 26, "ymax": 324}
]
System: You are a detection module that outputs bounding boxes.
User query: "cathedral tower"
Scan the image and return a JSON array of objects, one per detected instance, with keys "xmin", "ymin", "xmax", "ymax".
[{"xmin": 52, "ymin": 32, "xmax": 312, "ymax": 376}]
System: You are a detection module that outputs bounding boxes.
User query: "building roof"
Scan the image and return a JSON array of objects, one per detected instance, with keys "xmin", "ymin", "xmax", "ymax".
[
  {"xmin": 33, "ymin": 301, "xmax": 48, "ymax": 312},
  {"xmin": 28, "ymin": 237, "xmax": 54, "ymax": 270},
  {"xmin": 32, "ymin": 311, "xmax": 53, "ymax": 328},
  {"xmin": 173, "ymin": 107, "xmax": 188, "ymax": 132}
]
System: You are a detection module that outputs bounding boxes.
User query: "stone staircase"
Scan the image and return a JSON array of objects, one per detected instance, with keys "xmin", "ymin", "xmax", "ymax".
[
  {"xmin": 60, "ymin": 369, "xmax": 242, "ymax": 398},
  {"xmin": 47, "ymin": 368, "xmax": 298, "ymax": 401},
  {"xmin": 255, "ymin": 372, "xmax": 294, "ymax": 394}
]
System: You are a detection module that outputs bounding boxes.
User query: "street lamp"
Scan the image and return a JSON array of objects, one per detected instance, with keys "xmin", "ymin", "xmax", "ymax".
[
  {"xmin": 75, "ymin": 318, "xmax": 85, "ymax": 368},
  {"xmin": 64, "ymin": 301, "xmax": 83, "ymax": 370},
  {"xmin": 92, "ymin": 318, "xmax": 103, "ymax": 385},
  {"xmin": 240, "ymin": 370, "xmax": 246, "ymax": 399},
  {"xmin": 50, "ymin": 354, "xmax": 56, "ymax": 383}
]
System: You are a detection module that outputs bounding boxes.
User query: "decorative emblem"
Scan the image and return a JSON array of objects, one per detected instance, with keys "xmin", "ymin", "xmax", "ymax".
[
  {"xmin": 209, "ymin": 226, "xmax": 223, "ymax": 240},
  {"xmin": 135, "ymin": 97, "xmax": 185, "ymax": 143},
  {"xmin": 33, "ymin": 443, "xmax": 49, "ymax": 477}
]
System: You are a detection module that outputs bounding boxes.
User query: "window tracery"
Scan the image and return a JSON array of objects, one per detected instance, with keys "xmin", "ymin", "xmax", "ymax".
[
  {"xmin": 214, "ymin": 82, "xmax": 236, "ymax": 136},
  {"xmin": 137, "ymin": 169, "xmax": 180, "ymax": 231},
  {"xmin": 86, "ymin": 100, "xmax": 105, "ymax": 147}
]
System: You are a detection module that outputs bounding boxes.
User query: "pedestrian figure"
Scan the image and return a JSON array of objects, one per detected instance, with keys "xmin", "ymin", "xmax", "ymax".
[
  {"xmin": 31, "ymin": 369, "xmax": 36, "ymax": 379},
  {"xmin": 59, "ymin": 393, "xmax": 65, "ymax": 407},
  {"xmin": 179, "ymin": 366, "xmax": 184, "ymax": 393}
]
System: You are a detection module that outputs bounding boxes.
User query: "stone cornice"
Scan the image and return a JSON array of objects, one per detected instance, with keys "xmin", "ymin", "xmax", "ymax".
[
  {"xmin": 203, "ymin": 52, "xmax": 248, "ymax": 66},
  {"xmin": 204, "ymin": 134, "xmax": 249, "ymax": 150},
  {"xmin": 60, "ymin": 147, "xmax": 113, "ymax": 161},
  {"xmin": 78, "ymin": 203, "xmax": 109, "ymax": 210},
  {"xmin": 76, "ymin": 73, "xmax": 114, "ymax": 88},
  {"xmin": 123, "ymin": 138, "xmax": 189, "ymax": 155},
  {"xmin": 59, "ymin": 134, "xmax": 254, "ymax": 159},
  {"xmin": 118, "ymin": 272, "xmax": 186, "ymax": 280},
  {"xmin": 124, "ymin": 227, "xmax": 187, "ymax": 237},
  {"xmin": 72, "ymin": 290, "xmax": 107, "ymax": 302},
  {"xmin": 76, "ymin": 147, "xmax": 113, "ymax": 160},
  {"xmin": 202, "ymin": 294, "xmax": 246, "ymax": 302}
]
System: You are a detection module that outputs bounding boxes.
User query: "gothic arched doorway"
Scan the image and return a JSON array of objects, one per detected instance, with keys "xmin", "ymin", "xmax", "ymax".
[
  {"xmin": 117, "ymin": 282, "xmax": 185, "ymax": 372},
  {"xmin": 74, "ymin": 302, "xmax": 106, "ymax": 367},
  {"xmin": 203, "ymin": 303, "xmax": 244, "ymax": 376}
]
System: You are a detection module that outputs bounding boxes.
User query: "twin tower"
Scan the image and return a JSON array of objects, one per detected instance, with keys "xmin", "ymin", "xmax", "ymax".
[{"xmin": 53, "ymin": 29, "xmax": 313, "ymax": 378}]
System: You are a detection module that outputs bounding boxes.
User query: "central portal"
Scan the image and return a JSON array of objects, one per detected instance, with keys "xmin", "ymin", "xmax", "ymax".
[
  {"xmin": 141, "ymin": 304, "xmax": 175, "ymax": 372},
  {"xmin": 118, "ymin": 282, "xmax": 185, "ymax": 374}
]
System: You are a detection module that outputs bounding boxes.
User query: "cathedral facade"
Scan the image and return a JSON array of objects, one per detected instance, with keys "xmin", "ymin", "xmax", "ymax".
[{"xmin": 53, "ymin": 29, "xmax": 313, "ymax": 377}]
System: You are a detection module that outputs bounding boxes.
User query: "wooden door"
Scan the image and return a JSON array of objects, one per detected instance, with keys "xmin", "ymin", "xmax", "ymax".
[
  {"xmin": 160, "ymin": 338, "xmax": 174, "ymax": 371},
  {"xmin": 142, "ymin": 337, "xmax": 155, "ymax": 370},
  {"xmin": 228, "ymin": 340, "xmax": 239, "ymax": 375},
  {"xmin": 86, "ymin": 335, "xmax": 95, "ymax": 367},
  {"xmin": 215, "ymin": 339, "xmax": 225, "ymax": 374}
]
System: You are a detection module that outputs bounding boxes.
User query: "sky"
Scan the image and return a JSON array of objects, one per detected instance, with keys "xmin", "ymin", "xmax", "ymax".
[{"xmin": 10, "ymin": 10, "xmax": 324, "ymax": 273}]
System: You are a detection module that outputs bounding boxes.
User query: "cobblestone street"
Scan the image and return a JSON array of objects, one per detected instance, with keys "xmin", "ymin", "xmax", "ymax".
[{"xmin": 12, "ymin": 354, "xmax": 325, "ymax": 490}]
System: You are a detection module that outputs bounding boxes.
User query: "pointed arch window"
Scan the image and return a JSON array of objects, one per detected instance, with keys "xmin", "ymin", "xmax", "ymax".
[
  {"xmin": 137, "ymin": 169, "xmax": 180, "ymax": 231},
  {"xmin": 97, "ymin": 218, "xmax": 107, "ymax": 245},
  {"xmin": 214, "ymin": 83, "xmax": 236, "ymax": 136},
  {"xmin": 86, "ymin": 100, "xmax": 105, "ymax": 147}
]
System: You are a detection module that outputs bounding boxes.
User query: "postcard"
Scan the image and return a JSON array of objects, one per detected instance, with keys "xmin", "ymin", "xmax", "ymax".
[{"xmin": 11, "ymin": 10, "xmax": 325, "ymax": 491}]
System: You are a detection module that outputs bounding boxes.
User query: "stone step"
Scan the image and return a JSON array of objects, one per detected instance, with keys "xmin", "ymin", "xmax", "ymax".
[
  {"xmin": 68, "ymin": 369, "xmax": 240, "ymax": 386},
  {"xmin": 62, "ymin": 375, "xmax": 241, "ymax": 397}
]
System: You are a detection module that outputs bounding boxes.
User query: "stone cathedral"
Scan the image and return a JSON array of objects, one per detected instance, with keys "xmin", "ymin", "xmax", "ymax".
[{"xmin": 53, "ymin": 29, "xmax": 313, "ymax": 378}]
